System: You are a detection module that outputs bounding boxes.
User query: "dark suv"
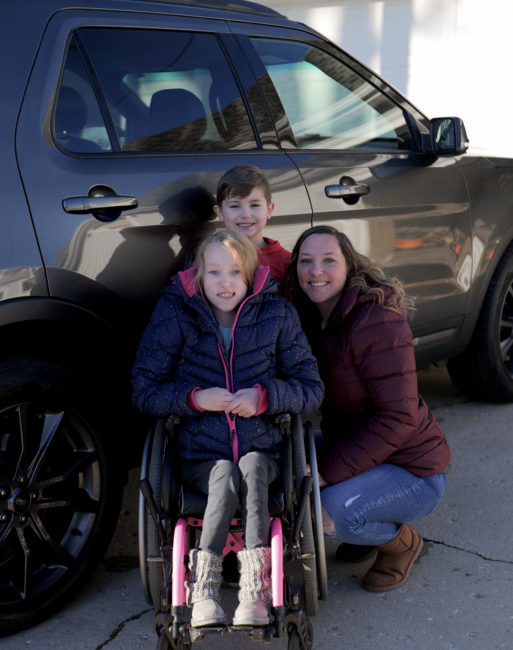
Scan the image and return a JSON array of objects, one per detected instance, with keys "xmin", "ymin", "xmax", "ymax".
[{"xmin": 2, "ymin": 0, "xmax": 513, "ymax": 634}]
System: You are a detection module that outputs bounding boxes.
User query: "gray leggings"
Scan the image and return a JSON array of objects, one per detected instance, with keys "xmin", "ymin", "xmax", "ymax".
[{"xmin": 182, "ymin": 451, "xmax": 279, "ymax": 555}]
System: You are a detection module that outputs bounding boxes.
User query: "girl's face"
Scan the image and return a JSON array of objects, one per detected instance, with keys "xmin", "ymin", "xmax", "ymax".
[
  {"xmin": 202, "ymin": 241, "xmax": 248, "ymax": 325},
  {"xmin": 297, "ymin": 233, "xmax": 348, "ymax": 319}
]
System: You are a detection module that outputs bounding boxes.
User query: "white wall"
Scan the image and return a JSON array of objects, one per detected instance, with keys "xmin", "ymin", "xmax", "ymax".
[{"xmin": 266, "ymin": 0, "xmax": 513, "ymax": 156}]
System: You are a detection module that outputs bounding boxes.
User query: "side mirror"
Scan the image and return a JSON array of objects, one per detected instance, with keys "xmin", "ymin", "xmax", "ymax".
[{"xmin": 428, "ymin": 117, "xmax": 469, "ymax": 156}]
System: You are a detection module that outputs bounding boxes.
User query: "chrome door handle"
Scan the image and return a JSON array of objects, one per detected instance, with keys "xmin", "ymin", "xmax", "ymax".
[
  {"xmin": 325, "ymin": 178, "xmax": 370, "ymax": 199},
  {"xmin": 62, "ymin": 195, "xmax": 138, "ymax": 214},
  {"xmin": 62, "ymin": 185, "xmax": 138, "ymax": 222}
]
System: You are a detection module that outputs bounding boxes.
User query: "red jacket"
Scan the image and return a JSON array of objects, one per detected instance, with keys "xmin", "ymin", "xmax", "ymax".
[
  {"xmin": 257, "ymin": 238, "xmax": 291, "ymax": 286},
  {"xmin": 312, "ymin": 284, "xmax": 450, "ymax": 484}
]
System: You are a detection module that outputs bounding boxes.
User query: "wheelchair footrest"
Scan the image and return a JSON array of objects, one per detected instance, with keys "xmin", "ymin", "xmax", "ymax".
[{"xmin": 189, "ymin": 623, "xmax": 274, "ymax": 643}]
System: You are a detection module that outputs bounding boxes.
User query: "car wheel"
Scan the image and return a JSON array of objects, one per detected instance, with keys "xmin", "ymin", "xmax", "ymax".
[
  {"xmin": 0, "ymin": 359, "xmax": 123, "ymax": 636},
  {"xmin": 448, "ymin": 245, "xmax": 513, "ymax": 402}
]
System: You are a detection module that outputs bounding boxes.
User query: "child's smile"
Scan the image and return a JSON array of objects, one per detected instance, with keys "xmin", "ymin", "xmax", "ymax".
[
  {"xmin": 215, "ymin": 186, "xmax": 274, "ymax": 249},
  {"xmin": 202, "ymin": 242, "xmax": 248, "ymax": 326}
]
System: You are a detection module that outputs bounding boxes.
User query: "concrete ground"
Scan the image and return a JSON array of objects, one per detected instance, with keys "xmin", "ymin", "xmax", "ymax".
[{"xmin": 3, "ymin": 366, "xmax": 513, "ymax": 650}]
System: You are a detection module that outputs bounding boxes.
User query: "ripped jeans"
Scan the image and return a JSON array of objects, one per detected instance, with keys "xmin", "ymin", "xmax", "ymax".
[{"xmin": 321, "ymin": 463, "xmax": 448, "ymax": 546}]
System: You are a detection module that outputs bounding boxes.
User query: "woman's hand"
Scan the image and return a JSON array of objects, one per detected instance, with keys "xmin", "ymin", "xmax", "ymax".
[
  {"xmin": 194, "ymin": 387, "xmax": 235, "ymax": 412},
  {"xmin": 228, "ymin": 387, "xmax": 260, "ymax": 418}
]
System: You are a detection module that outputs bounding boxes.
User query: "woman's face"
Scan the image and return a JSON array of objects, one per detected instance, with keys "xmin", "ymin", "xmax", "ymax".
[{"xmin": 297, "ymin": 233, "xmax": 348, "ymax": 317}]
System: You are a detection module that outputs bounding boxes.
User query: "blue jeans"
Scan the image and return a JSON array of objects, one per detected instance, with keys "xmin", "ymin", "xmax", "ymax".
[{"xmin": 321, "ymin": 463, "xmax": 448, "ymax": 546}]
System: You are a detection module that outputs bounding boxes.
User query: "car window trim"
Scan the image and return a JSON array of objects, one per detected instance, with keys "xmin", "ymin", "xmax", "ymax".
[
  {"xmin": 220, "ymin": 31, "xmax": 280, "ymax": 149},
  {"xmin": 74, "ymin": 30, "xmax": 121, "ymax": 153}
]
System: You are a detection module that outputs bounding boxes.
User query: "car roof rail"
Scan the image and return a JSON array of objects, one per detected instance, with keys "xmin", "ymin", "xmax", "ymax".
[{"xmin": 137, "ymin": 0, "xmax": 284, "ymax": 17}]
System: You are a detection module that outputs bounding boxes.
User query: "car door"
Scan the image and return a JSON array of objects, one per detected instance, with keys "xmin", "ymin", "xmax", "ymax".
[
  {"xmin": 15, "ymin": 8, "xmax": 311, "ymax": 339},
  {"xmin": 231, "ymin": 22, "xmax": 472, "ymax": 359}
]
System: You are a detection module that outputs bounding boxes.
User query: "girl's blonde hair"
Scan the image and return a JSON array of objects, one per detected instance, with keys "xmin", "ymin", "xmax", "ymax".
[{"xmin": 194, "ymin": 229, "xmax": 258, "ymax": 295}]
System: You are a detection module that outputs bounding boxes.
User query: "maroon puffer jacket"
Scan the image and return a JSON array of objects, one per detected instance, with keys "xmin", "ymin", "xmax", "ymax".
[{"xmin": 313, "ymin": 284, "xmax": 450, "ymax": 485}]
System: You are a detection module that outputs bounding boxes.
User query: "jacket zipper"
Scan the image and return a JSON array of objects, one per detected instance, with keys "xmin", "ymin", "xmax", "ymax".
[{"xmin": 217, "ymin": 282, "xmax": 263, "ymax": 465}]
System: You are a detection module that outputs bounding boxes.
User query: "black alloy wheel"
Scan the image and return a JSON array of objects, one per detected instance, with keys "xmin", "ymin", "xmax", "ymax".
[
  {"xmin": 448, "ymin": 245, "xmax": 513, "ymax": 401},
  {"xmin": 0, "ymin": 359, "xmax": 122, "ymax": 636}
]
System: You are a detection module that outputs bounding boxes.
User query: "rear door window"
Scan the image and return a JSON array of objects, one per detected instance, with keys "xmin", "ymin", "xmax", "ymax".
[{"xmin": 55, "ymin": 28, "xmax": 258, "ymax": 153}]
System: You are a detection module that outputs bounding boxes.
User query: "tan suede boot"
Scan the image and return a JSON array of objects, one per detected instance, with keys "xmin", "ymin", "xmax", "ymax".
[{"xmin": 362, "ymin": 523, "xmax": 423, "ymax": 592}]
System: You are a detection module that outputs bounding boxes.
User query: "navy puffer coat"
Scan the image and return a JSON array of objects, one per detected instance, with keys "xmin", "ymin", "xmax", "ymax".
[{"xmin": 132, "ymin": 266, "xmax": 323, "ymax": 461}]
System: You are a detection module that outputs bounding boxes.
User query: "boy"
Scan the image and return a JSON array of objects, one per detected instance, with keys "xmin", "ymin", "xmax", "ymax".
[{"xmin": 214, "ymin": 165, "xmax": 291, "ymax": 286}]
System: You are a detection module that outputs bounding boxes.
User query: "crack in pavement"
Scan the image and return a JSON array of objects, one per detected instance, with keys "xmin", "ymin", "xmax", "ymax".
[
  {"xmin": 426, "ymin": 537, "xmax": 513, "ymax": 564},
  {"xmin": 94, "ymin": 539, "xmax": 509, "ymax": 649},
  {"xmin": 95, "ymin": 608, "xmax": 152, "ymax": 649}
]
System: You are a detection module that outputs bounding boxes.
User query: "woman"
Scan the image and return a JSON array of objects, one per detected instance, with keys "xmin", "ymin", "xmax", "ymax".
[{"xmin": 286, "ymin": 225, "xmax": 450, "ymax": 593}]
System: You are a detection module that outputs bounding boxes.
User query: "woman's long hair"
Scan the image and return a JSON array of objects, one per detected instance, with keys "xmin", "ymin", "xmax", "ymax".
[{"xmin": 285, "ymin": 225, "xmax": 413, "ymax": 315}]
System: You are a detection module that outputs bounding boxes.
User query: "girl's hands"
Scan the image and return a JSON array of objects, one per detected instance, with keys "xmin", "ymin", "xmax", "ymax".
[
  {"xmin": 227, "ymin": 388, "xmax": 260, "ymax": 418},
  {"xmin": 194, "ymin": 387, "xmax": 235, "ymax": 412},
  {"xmin": 194, "ymin": 386, "xmax": 259, "ymax": 417}
]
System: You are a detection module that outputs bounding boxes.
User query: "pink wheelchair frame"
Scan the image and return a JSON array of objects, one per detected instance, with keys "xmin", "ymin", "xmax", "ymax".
[{"xmin": 139, "ymin": 414, "xmax": 327, "ymax": 650}]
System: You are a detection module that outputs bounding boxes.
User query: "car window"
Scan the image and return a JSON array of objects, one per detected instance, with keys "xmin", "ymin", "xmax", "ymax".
[
  {"xmin": 54, "ymin": 40, "xmax": 111, "ymax": 153},
  {"xmin": 55, "ymin": 28, "xmax": 257, "ymax": 153},
  {"xmin": 250, "ymin": 38, "xmax": 412, "ymax": 151}
]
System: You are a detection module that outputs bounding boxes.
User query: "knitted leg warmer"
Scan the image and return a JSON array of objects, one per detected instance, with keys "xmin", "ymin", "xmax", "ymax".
[
  {"xmin": 232, "ymin": 547, "xmax": 271, "ymax": 626},
  {"xmin": 186, "ymin": 549, "xmax": 227, "ymax": 626}
]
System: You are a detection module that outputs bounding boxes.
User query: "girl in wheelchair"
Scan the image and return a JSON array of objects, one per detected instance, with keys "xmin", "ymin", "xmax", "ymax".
[{"xmin": 132, "ymin": 229, "xmax": 323, "ymax": 629}]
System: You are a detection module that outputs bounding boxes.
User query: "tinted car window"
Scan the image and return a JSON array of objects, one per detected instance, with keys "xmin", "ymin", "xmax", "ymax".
[
  {"xmin": 56, "ymin": 28, "xmax": 257, "ymax": 153},
  {"xmin": 251, "ymin": 37, "xmax": 411, "ymax": 151},
  {"xmin": 55, "ymin": 40, "xmax": 111, "ymax": 152}
]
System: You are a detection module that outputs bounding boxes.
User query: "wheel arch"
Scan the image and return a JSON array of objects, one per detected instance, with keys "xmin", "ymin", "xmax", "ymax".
[
  {"xmin": 0, "ymin": 296, "xmax": 134, "ymax": 374},
  {"xmin": 0, "ymin": 297, "xmax": 145, "ymax": 462}
]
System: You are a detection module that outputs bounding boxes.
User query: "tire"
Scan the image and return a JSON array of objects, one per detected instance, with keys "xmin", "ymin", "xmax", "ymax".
[
  {"xmin": 156, "ymin": 628, "xmax": 172, "ymax": 650},
  {"xmin": 291, "ymin": 416, "xmax": 318, "ymax": 617},
  {"xmin": 139, "ymin": 420, "xmax": 167, "ymax": 609},
  {"xmin": 448, "ymin": 245, "xmax": 513, "ymax": 402},
  {"xmin": 0, "ymin": 359, "xmax": 123, "ymax": 636},
  {"xmin": 287, "ymin": 612, "xmax": 313, "ymax": 650}
]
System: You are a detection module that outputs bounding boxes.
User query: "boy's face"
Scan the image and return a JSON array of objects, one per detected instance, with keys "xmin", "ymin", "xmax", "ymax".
[{"xmin": 214, "ymin": 187, "xmax": 274, "ymax": 248}]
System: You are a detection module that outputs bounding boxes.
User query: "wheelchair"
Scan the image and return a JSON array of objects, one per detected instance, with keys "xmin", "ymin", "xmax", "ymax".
[{"xmin": 138, "ymin": 414, "xmax": 328, "ymax": 650}]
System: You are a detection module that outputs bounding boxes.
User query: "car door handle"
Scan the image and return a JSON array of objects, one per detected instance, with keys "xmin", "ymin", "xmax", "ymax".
[
  {"xmin": 62, "ymin": 195, "xmax": 138, "ymax": 214},
  {"xmin": 325, "ymin": 178, "xmax": 370, "ymax": 199},
  {"xmin": 62, "ymin": 185, "xmax": 138, "ymax": 222}
]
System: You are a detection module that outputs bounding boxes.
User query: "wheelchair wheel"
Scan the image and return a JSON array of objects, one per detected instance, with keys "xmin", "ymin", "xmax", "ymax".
[
  {"xmin": 139, "ymin": 419, "xmax": 167, "ymax": 608},
  {"xmin": 291, "ymin": 416, "xmax": 318, "ymax": 617},
  {"xmin": 287, "ymin": 612, "xmax": 313, "ymax": 650},
  {"xmin": 156, "ymin": 628, "xmax": 172, "ymax": 650},
  {"xmin": 305, "ymin": 422, "xmax": 329, "ymax": 600}
]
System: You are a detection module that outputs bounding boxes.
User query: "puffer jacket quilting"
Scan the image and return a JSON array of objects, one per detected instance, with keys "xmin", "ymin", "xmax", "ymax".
[
  {"xmin": 315, "ymin": 284, "xmax": 450, "ymax": 483},
  {"xmin": 132, "ymin": 266, "xmax": 324, "ymax": 460}
]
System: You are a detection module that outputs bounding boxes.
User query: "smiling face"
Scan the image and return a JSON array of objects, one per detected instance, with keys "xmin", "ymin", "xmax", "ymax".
[
  {"xmin": 297, "ymin": 233, "xmax": 348, "ymax": 322},
  {"xmin": 201, "ymin": 241, "xmax": 248, "ymax": 326},
  {"xmin": 214, "ymin": 186, "xmax": 274, "ymax": 248}
]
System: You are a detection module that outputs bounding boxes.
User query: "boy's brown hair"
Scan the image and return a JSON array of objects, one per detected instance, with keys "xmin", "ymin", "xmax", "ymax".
[{"xmin": 216, "ymin": 165, "xmax": 272, "ymax": 205}]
